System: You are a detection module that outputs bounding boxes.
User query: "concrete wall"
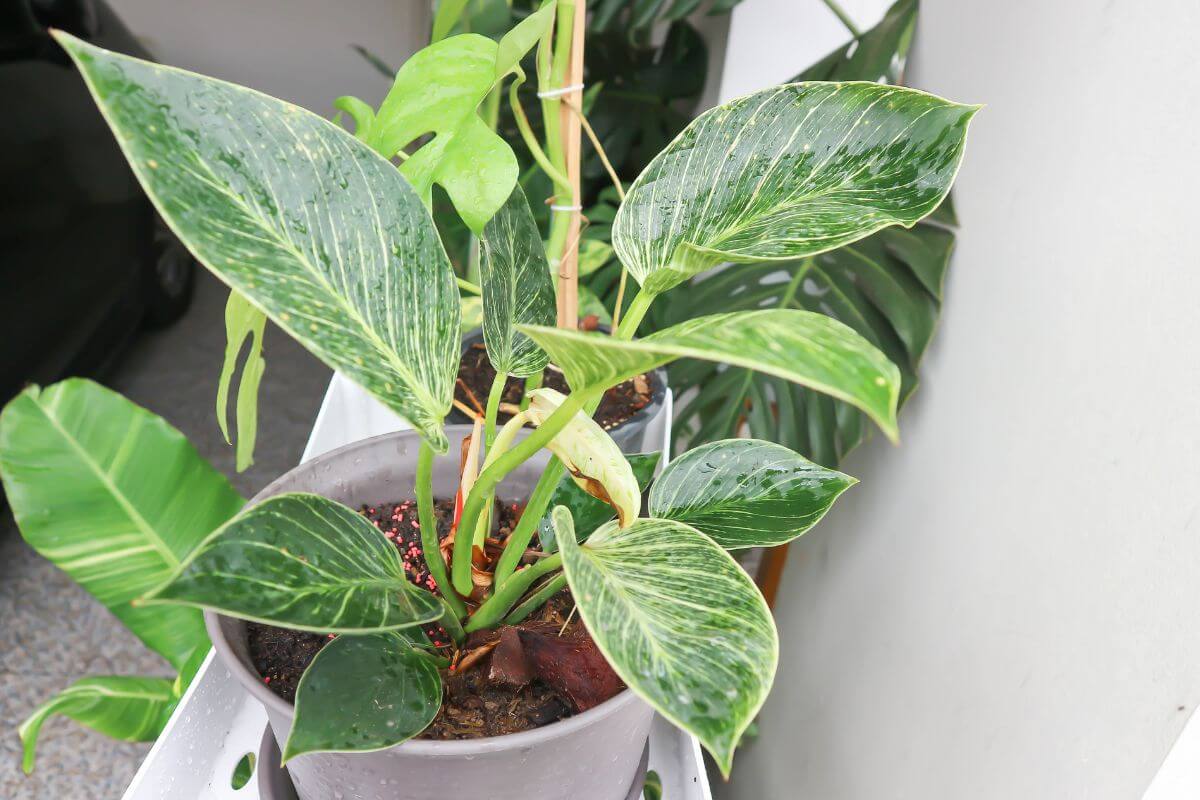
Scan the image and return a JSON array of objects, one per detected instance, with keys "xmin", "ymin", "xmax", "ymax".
[
  {"xmin": 718, "ymin": 0, "xmax": 1200, "ymax": 798},
  {"xmin": 106, "ymin": 0, "xmax": 429, "ymax": 114}
]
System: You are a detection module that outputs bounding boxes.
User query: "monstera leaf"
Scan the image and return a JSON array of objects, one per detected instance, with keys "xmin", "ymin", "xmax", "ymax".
[
  {"xmin": 17, "ymin": 677, "xmax": 177, "ymax": 774},
  {"xmin": 0, "ymin": 379, "xmax": 242, "ymax": 669},
  {"xmin": 611, "ymin": 82, "xmax": 977, "ymax": 294},
  {"xmin": 669, "ymin": 198, "xmax": 957, "ymax": 464},
  {"xmin": 480, "ymin": 186, "xmax": 557, "ymax": 377},
  {"xmin": 145, "ymin": 493, "xmax": 443, "ymax": 633},
  {"xmin": 553, "ymin": 509, "xmax": 776, "ymax": 777},
  {"xmin": 285, "ymin": 632, "xmax": 442, "ymax": 760},
  {"xmin": 796, "ymin": 0, "xmax": 917, "ymax": 84},
  {"xmin": 55, "ymin": 32, "xmax": 460, "ymax": 451},
  {"xmin": 520, "ymin": 309, "xmax": 902, "ymax": 441},
  {"xmin": 649, "ymin": 439, "xmax": 855, "ymax": 549}
]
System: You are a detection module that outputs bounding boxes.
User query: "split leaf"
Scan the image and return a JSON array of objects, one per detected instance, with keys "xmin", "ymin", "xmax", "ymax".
[
  {"xmin": 55, "ymin": 32, "xmax": 460, "ymax": 451},
  {"xmin": 144, "ymin": 493, "xmax": 442, "ymax": 633},
  {"xmin": 0, "ymin": 379, "xmax": 241, "ymax": 669},
  {"xmin": 648, "ymin": 439, "xmax": 855, "ymax": 549},
  {"xmin": 611, "ymin": 82, "xmax": 978, "ymax": 294},
  {"xmin": 554, "ymin": 509, "xmax": 776, "ymax": 777},
  {"xmin": 284, "ymin": 632, "xmax": 441, "ymax": 760},
  {"xmin": 520, "ymin": 308, "xmax": 902, "ymax": 441}
]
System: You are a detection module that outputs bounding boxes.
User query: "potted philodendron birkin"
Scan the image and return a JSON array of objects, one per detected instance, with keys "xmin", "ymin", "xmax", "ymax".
[{"xmin": 3, "ymin": 22, "xmax": 975, "ymax": 799}]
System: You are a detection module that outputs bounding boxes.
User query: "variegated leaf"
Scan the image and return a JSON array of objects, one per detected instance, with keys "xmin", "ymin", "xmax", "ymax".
[
  {"xmin": 216, "ymin": 290, "xmax": 266, "ymax": 472},
  {"xmin": 520, "ymin": 308, "xmax": 902, "ymax": 441},
  {"xmin": 144, "ymin": 493, "xmax": 442, "ymax": 633},
  {"xmin": 285, "ymin": 632, "xmax": 442, "ymax": 760},
  {"xmin": 538, "ymin": 451, "xmax": 661, "ymax": 552},
  {"xmin": 55, "ymin": 32, "xmax": 460, "ymax": 451},
  {"xmin": 554, "ymin": 509, "xmax": 777, "ymax": 777},
  {"xmin": 0, "ymin": 379, "xmax": 241, "ymax": 669},
  {"xmin": 480, "ymin": 186, "xmax": 557, "ymax": 377},
  {"xmin": 18, "ymin": 676, "xmax": 176, "ymax": 774},
  {"xmin": 611, "ymin": 82, "xmax": 978, "ymax": 294},
  {"xmin": 648, "ymin": 439, "xmax": 856, "ymax": 549},
  {"xmin": 368, "ymin": 34, "xmax": 518, "ymax": 233}
]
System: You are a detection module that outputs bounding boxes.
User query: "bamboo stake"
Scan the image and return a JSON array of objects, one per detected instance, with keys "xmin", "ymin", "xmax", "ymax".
[{"xmin": 555, "ymin": 0, "xmax": 586, "ymax": 329}]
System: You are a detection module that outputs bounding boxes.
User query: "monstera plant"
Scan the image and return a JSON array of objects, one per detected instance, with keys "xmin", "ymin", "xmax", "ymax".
[{"xmin": 0, "ymin": 13, "xmax": 974, "ymax": 785}]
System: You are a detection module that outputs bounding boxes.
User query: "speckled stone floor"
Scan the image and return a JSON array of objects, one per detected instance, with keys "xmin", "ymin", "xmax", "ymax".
[{"xmin": 0, "ymin": 272, "xmax": 330, "ymax": 798}]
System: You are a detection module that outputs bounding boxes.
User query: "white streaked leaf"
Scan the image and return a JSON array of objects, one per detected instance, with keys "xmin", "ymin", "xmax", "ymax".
[
  {"xmin": 480, "ymin": 186, "xmax": 557, "ymax": 377},
  {"xmin": 554, "ymin": 509, "xmax": 777, "ymax": 777},
  {"xmin": 18, "ymin": 676, "xmax": 176, "ymax": 774},
  {"xmin": 612, "ymin": 82, "xmax": 978, "ymax": 293},
  {"xmin": 55, "ymin": 32, "xmax": 460, "ymax": 451},
  {"xmin": 0, "ymin": 379, "xmax": 242, "ymax": 669},
  {"xmin": 648, "ymin": 439, "xmax": 856, "ymax": 548},
  {"xmin": 144, "ymin": 493, "xmax": 443, "ymax": 633},
  {"xmin": 215, "ymin": 290, "xmax": 266, "ymax": 472},
  {"xmin": 520, "ymin": 308, "xmax": 902, "ymax": 441}
]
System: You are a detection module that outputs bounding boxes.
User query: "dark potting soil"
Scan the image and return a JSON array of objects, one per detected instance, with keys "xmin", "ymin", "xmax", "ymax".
[
  {"xmin": 246, "ymin": 498, "xmax": 624, "ymax": 740},
  {"xmin": 455, "ymin": 341, "xmax": 658, "ymax": 432}
]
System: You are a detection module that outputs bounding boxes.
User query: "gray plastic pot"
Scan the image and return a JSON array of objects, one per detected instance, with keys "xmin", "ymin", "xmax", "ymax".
[
  {"xmin": 450, "ymin": 328, "xmax": 667, "ymax": 453},
  {"xmin": 206, "ymin": 425, "xmax": 654, "ymax": 800}
]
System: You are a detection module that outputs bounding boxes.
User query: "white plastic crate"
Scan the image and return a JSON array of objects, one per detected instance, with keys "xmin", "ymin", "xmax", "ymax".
[{"xmin": 122, "ymin": 373, "xmax": 710, "ymax": 800}]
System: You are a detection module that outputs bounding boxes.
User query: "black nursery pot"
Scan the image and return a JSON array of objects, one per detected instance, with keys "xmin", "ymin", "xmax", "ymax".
[{"xmin": 449, "ymin": 327, "xmax": 668, "ymax": 453}]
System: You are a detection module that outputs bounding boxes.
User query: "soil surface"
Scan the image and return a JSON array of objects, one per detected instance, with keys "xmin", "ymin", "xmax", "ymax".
[
  {"xmin": 247, "ymin": 498, "xmax": 624, "ymax": 739},
  {"xmin": 455, "ymin": 341, "xmax": 658, "ymax": 432}
]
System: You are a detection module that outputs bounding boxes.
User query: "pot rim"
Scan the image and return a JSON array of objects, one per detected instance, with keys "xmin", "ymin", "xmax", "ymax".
[
  {"xmin": 206, "ymin": 426, "xmax": 643, "ymax": 756},
  {"xmin": 451, "ymin": 328, "xmax": 668, "ymax": 437}
]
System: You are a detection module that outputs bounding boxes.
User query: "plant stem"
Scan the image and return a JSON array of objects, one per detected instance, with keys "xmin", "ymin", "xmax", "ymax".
[
  {"xmin": 521, "ymin": 371, "xmax": 543, "ymax": 410},
  {"xmin": 437, "ymin": 597, "xmax": 466, "ymax": 645},
  {"xmin": 614, "ymin": 287, "xmax": 657, "ymax": 339},
  {"xmin": 504, "ymin": 573, "xmax": 568, "ymax": 624},
  {"xmin": 821, "ymin": 0, "xmax": 861, "ymax": 36},
  {"xmin": 492, "ymin": 455, "xmax": 562, "ymax": 587},
  {"xmin": 465, "ymin": 553, "xmax": 563, "ymax": 632},
  {"xmin": 451, "ymin": 388, "xmax": 596, "ymax": 595},
  {"xmin": 510, "ymin": 80, "xmax": 572, "ymax": 192},
  {"xmin": 417, "ymin": 441, "xmax": 466, "ymax": 619},
  {"xmin": 611, "ymin": 268, "xmax": 630, "ymax": 331},
  {"xmin": 563, "ymin": 99, "xmax": 624, "ymax": 203},
  {"xmin": 483, "ymin": 371, "xmax": 507, "ymax": 448},
  {"xmin": 457, "ymin": 277, "xmax": 481, "ymax": 295}
]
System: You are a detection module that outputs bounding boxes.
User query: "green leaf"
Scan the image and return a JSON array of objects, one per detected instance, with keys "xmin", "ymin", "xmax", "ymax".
[
  {"xmin": 0, "ymin": 379, "xmax": 241, "ymax": 669},
  {"xmin": 368, "ymin": 34, "xmax": 518, "ymax": 233},
  {"xmin": 668, "ymin": 199, "xmax": 956, "ymax": 463},
  {"xmin": 432, "ymin": 0, "xmax": 471, "ymax": 41},
  {"xmin": 144, "ymin": 493, "xmax": 443, "ymax": 633},
  {"xmin": 578, "ymin": 239, "xmax": 615, "ymax": 277},
  {"xmin": 284, "ymin": 632, "xmax": 441, "ymax": 760},
  {"xmin": 216, "ymin": 291, "xmax": 266, "ymax": 473},
  {"xmin": 648, "ymin": 439, "xmax": 855, "ymax": 549},
  {"xmin": 577, "ymin": 285, "xmax": 613, "ymax": 326},
  {"xmin": 332, "ymin": 95, "xmax": 376, "ymax": 142},
  {"xmin": 520, "ymin": 308, "xmax": 902, "ymax": 441},
  {"xmin": 461, "ymin": 294, "xmax": 484, "ymax": 333},
  {"xmin": 18, "ymin": 677, "xmax": 176, "ymax": 774},
  {"xmin": 480, "ymin": 186, "xmax": 558, "ymax": 377},
  {"xmin": 494, "ymin": 0, "xmax": 556, "ymax": 80},
  {"xmin": 539, "ymin": 451, "xmax": 661, "ymax": 552},
  {"xmin": 794, "ymin": 0, "xmax": 917, "ymax": 85},
  {"xmin": 554, "ymin": 509, "xmax": 776, "ymax": 777},
  {"xmin": 54, "ymin": 32, "xmax": 460, "ymax": 452},
  {"xmin": 611, "ymin": 82, "xmax": 978, "ymax": 293}
]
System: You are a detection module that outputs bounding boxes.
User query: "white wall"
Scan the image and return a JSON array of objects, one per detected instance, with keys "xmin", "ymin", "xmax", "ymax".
[
  {"xmin": 719, "ymin": 1, "xmax": 1200, "ymax": 798},
  {"xmin": 106, "ymin": 0, "xmax": 429, "ymax": 114}
]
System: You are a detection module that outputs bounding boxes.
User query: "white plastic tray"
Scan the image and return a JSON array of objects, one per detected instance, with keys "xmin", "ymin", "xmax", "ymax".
[{"xmin": 122, "ymin": 373, "xmax": 710, "ymax": 800}]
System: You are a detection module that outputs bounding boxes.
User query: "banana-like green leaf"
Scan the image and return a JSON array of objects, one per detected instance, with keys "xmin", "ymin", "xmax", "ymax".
[
  {"xmin": 667, "ymin": 202, "xmax": 956, "ymax": 464},
  {"xmin": 538, "ymin": 451, "xmax": 661, "ymax": 552},
  {"xmin": 0, "ymin": 379, "xmax": 241, "ymax": 669},
  {"xmin": 284, "ymin": 632, "xmax": 441, "ymax": 761},
  {"xmin": 54, "ymin": 32, "xmax": 460, "ymax": 452},
  {"xmin": 18, "ymin": 676, "xmax": 176, "ymax": 774},
  {"xmin": 368, "ymin": 34, "xmax": 517, "ymax": 233},
  {"xmin": 795, "ymin": 0, "xmax": 917, "ymax": 85},
  {"xmin": 216, "ymin": 290, "xmax": 266, "ymax": 473},
  {"xmin": 648, "ymin": 439, "xmax": 855, "ymax": 549},
  {"xmin": 520, "ymin": 308, "xmax": 902, "ymax": 441},
  {"xmin": 611, "ymin": 82, "xmax": 978, "ymax": 294},
  {"xmin": 480, "ymin": 186, "xmax": 557, "ymax": 377},
  {"xmin": 144, "ymin": 493, "xmax": 443, "ymax": 633},
  {"xmin": 554, "ymin": 509, "xmax": 777, "ymax": 777}
]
